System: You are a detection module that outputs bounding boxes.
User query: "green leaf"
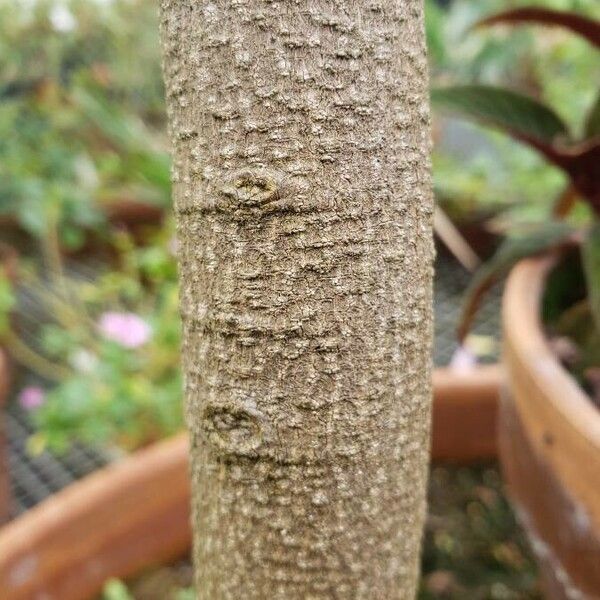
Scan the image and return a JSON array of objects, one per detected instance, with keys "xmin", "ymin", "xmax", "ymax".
[
  {"xmin": 102, "ymin": 579, "xmax": 134, "ymax": 600},
  {"xmin": 458, "ymin": 222, "xmax": 574, "ymax": 340},
  {"xmin": 425, "ymin": 0, "xmax": 446, "ymax": 67},
  {"xmin": 0, "ymin": 272, "xmax": 15, "ymax": 336},
  {"xmin": 431, "ymin": 85, "xmax": 570, "ymax": 146},
  {"xmin": 581, "ymin": 222, "xmax": 600, "ymax": 333},
  {"xmin": 584, "ymin": 89, "xmax": 600, "ymax": 140},
  {"xmin": 476, "ymin": 8, "xmax": 600, "ymax": 49},
  {"xmin": 430, "ymin": 86, "xmax": 600, "ymax": 205}
]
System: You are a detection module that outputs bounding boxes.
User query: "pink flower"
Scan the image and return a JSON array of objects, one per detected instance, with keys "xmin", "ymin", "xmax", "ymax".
[
  {"xmin": 98, "ymin": 312, "xmax": 152, "ymax": 349},
  {"xmin": 18, "ymin": 386, "xmax": 46, "ymax": 411}
]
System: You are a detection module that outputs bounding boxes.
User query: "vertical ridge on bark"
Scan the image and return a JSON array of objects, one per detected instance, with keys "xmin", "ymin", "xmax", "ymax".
[{"xmin": 160, "ymin": 0, "xmax": 433, "ymax": 597}]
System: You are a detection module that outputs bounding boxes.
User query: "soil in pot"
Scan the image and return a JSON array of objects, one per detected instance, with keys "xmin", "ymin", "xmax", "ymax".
[{"xmin": 101, "ymin": 464, "xmax": 541, "ymax": 600}]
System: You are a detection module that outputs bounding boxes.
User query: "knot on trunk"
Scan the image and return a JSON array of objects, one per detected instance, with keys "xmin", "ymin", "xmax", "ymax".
[
  {"xmin": 217, "ymin": 168, "xmax": 289, "ymax": 219},
  {"xmin": 202, "ymin": 402, "xmax": 269, "ymax": 457}
]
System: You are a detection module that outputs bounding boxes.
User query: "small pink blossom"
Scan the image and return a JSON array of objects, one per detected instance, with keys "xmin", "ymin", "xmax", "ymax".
[
  {"xmin": 98, "ymin": 312, "xmax": 152, "ymax": 349},
  {"xmin": 449, "ymin": 346, "xmax": 478, "ymax": 372},
  {"xmin": 18, "ymin": 386, "xmax": 46, "ymax": 411}
]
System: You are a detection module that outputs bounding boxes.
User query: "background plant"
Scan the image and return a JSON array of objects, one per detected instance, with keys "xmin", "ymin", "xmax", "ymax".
[
  {"xmin": 0, "ymin": 222, "xmax": 182, "ymax": 452},
  {"xmin": 431, "ymin": 5, "xmax": 600, "ymax": 398},
  {"xmin": 0, "ymin": 0, "xmax": 169, "ymax": 248},
  {"xmin": 427, "ymin": 0, "xmax": 599, "ymax": 227}
]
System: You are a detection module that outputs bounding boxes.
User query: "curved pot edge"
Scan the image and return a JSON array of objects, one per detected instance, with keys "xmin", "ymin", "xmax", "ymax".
[
  {"xmin": 501, "ymin": 256, "xmax": 600, "ymax": 599},
  {"xmin": 0, "ymin": 433, "xmax": 191, "ymax": 600},
  {"xmin": 503, "ymin": 257, "xmax": 600, "ymax": 446},
  {"xmin": 0, "ymin": 365, "xmax": 501, "ymax": 600},
  {"xmin": 503, "ymin": 257, "xmax": 600, "ymax": 518}
]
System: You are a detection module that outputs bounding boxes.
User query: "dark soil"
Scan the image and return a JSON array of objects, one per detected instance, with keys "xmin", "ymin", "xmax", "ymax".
[
  {"xmin": 106, "ymin": 464, "xmax": 540, "ymax": 600},
  {"xmin": 420, "ymin": 464, "xmax": 540, "ymax": 599}
]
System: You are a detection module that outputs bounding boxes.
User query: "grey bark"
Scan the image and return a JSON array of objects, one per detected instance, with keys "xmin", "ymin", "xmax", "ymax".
[{"xmin": 160, "ymin": 0, "xmax": 434, "ymax": 598}]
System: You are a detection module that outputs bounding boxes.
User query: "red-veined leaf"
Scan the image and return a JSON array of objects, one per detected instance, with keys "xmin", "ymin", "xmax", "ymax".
[
  {"xmin": 582, "ymin": 222, "xmax": 600, "ymax": 332},
  {"xmin": 431, "ymin": 85, "xmax": 570, "ymax": 146},
  {"xmin": 432, "ymin": 85, "xmax": 600, "ymax": 213},
  {"xmin": 476, "ymin": 8, "xmax": 600, "ymax": 49}
]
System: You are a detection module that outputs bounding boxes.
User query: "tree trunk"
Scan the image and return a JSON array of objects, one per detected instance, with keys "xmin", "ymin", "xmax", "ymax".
[{"xmin": 160, "ymin": 0, "xmax": 433, "ymax": 597}]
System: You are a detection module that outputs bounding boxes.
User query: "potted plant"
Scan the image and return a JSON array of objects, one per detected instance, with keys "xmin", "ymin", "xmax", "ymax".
[
  {"xmin": 433, "ymin": 8, "xmax": 600, "ymax": 598},
  {"xmin": 0, "ymin": 225, "xmax": 190, "ymax": 598}
]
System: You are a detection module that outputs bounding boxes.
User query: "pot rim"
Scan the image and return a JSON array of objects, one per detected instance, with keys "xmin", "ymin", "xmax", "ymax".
[{"xmin": 503, "ymin": 255, "xmax": 600, "ymax": 446}]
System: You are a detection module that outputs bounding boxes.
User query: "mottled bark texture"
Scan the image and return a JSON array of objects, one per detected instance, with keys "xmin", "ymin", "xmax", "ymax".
[{"xmin": 160, "ymin": 0, "xmax": 433, "ymax": 597}]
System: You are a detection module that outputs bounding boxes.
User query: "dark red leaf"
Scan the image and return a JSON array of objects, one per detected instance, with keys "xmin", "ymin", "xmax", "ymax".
[
  {"xmin": 476, "ymin": 8, "xmax": 600, "ymax": 49},
  {"xmin": 553, "ymin": 141, "xmax": 600, "ymax": 215}
]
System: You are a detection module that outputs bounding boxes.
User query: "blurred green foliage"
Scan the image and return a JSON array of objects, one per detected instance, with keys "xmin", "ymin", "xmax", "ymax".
[
  {"xmin": 5, "ymin": 223, "xmax": 182, "ymax": 453},
  {"xmin": 0, "ymin": 0, "xmax": 169, "ymax": 248},
  {"xmin": 428, "ymin": 2, "xmax": 600, "ymax": 405}
]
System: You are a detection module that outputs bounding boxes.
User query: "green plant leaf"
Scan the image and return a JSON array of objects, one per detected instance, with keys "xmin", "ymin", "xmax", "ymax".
[
  {"xmin": 102, "ymin": 579, "xmax": 134, "ymax": 600},
  {"xmin": 0, "ymin": 272, "xmax": 15, "ymax": 336},
  {"xmin": 585, "ymin": 90, "xmax": 600, "ymax": 140},
  {"xmin": 431, "ymin": 85, "xmax": 570, "ymax": 146},
  {"xmin": 432, "ymin": 86, "xmax": 600, "ymax": 211},
  {"xmin": 475, "ymin": 8, "xmax": 600, "ymax": 49},
  {"xmin": 458, "ymin": 222, "xmax": 575, "ymax": 340},
  {"xmin": 581, "ymin": 222, "xmax": 600, "ymax": 332}
]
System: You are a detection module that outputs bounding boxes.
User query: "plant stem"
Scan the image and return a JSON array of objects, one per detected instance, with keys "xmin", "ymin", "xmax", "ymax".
[{"xmin": 3, "ymin": 329, "xmax": 71, "ymax": 381}]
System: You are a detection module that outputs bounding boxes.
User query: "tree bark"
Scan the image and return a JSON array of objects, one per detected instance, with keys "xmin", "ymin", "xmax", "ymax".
[{"xmin": 160, "ymin": 0, "xmax": 433, "ymax": 597}]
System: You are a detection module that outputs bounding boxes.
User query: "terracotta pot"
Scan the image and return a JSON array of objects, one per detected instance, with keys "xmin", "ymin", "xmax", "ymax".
[
  {"xmin": 501, "ymin": 257, "xmax": 600, "ymax": 600},
  {"xmin": 0, "ymin": 434, "xmax": 191, "ymax": 600},
  {"xmin": 432, "ymin": 364, "xmax": 501, "ymax": 462},
  {"xmin": 0, "ymin": 366, "xmax": 500, "ymax": 599}
]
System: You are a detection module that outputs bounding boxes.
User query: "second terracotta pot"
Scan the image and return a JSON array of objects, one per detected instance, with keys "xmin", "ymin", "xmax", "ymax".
[{"xmin": 502, "ymin": 257, "xmax": 600, "ymax": 600}]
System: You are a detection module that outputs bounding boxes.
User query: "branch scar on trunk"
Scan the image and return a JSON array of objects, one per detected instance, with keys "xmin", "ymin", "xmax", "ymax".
[
  {"xmin": 216, "ymin": 168, "xmax": 293, "ymax": 218},
  {"xmin": 202, "ymin": 401, "xmax": 270, "ymax": 458}
]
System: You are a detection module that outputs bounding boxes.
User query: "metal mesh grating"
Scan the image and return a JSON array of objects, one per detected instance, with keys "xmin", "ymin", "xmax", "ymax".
[
  {"xmin": 434, "ymin": 252, "xmax": 501, "ymax": 365},
  {"xmin": 7, "ymin": 405, "xmax": 110, "ymax": 516}
]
